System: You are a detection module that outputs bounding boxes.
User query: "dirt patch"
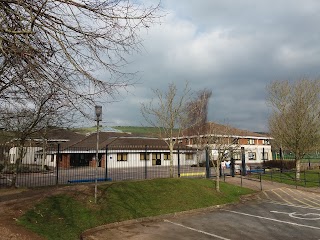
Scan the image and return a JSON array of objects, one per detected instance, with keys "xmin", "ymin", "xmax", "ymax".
[{"xmin": 0, "ymin": 184, "xmax": 96, "ymax": 240}]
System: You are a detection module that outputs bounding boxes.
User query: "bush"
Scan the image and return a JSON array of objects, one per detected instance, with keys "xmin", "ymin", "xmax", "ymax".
[
  {"xmin": 191, "ymin": 161, "xmax": 214, "ymax": 167},
  {"xmin": 263, "ymin": 160, "xmax": 296, "ymax": 170}
]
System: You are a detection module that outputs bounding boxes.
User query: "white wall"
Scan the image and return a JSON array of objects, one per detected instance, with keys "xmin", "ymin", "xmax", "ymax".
[
  {"xmin": 9, "ymin": 147, "xmax": 57, "ymax": 167},
  {"xmin": 188, "ymin": 144, "xmax": 272, "ymax": 165},
  {"xmin": 9, "ymin": 147, "xmax": 42, "ymax": 164},
  {"xmin": 105, "ymin": 150, "xmax": 197, "ymax": 168}
]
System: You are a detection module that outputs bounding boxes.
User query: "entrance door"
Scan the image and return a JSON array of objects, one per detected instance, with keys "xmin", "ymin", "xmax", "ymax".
[{"xmin": 152, "ymin": 153, "xmax": 161, "ymax": 166}]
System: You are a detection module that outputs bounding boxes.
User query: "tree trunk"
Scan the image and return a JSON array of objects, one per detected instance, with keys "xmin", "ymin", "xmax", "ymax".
[
  {"xmin": 169, "ymin": 141, "xmax": 174, "ymax": 178},
  {"xmin": 296, "ymin": 158, "xmax": 301, "ymax": 180},
  {"xmin": 11, "ymin": 145, "xmax": 25, "ymax": 188},
  {"xmin": 196, "ymin": 149, "xmax": 201, "ymax": 167},
  {"xmin": 216, "ymin": 153, "xmax": 220, "ymax": 192},
  {"xmin": 216, "ymin": 157, "xmax": 220, "ymax": 192}
]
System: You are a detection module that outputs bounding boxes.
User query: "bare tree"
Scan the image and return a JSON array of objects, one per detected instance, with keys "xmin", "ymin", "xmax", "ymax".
[
  {"xmin": 267, "ymin": 79, "xmax": 320, "ymax": 179},
  {"xmin": 141, "ymin": 82, "xmax": 193, "ymax": 178},
  {"xmin": 0, "ymin": 85, "xmax": 72, "ymax": 187},
  {"xmin": 186, "ymin": 89, "xmax": 212, "ymax": 166},
  {"xmin": 189, "ymin": 122, "xmax": 240, "ymax": 192},
  {"xmin": 0, "ymin": 1, "xmax": 160, "ymax": 183},
  {"xmin": 0, "ymin": 0, "xmax": 160, "ymax": 114}
]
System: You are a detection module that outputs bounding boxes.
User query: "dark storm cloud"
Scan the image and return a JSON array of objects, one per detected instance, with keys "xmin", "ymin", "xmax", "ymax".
[{"xmin": 102, "ymin": 0, "xmax": 320, "ymax": 132}]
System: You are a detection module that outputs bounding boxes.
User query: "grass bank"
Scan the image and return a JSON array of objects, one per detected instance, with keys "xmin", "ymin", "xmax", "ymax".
[
  {"xmin": 19, "ymin": 178, "xmax": 254, "ymax": 240},
  {"xmin": 252, "ymin": 169, "xmax": 320, "ymax": 187}
]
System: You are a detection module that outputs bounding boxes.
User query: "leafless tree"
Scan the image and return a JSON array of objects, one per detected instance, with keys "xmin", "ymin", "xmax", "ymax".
[
  {"xmin": 186, "ymin": 89, "xmax": 212, "ymax": 165},
  {"xmin": 267, "ymin": 79, "xmax": 320, "ymax": 179},
  {"xmin": 0, "ymin": 85, "xmax": 72, "ymax": 187},
  {"xmin": 0, "ymin": 1, "xmax": 160, "ymax": 185},
  {"xmin": 195, "ymin": 122, "xmax": 240, "ymax": 192},
  {"xmin": 141, "ymin": 82, "xmax": 193, "ymax": 178},
  {"xmin": 0, "ymin": 0, "xmax": 160, "ymax": 114}
]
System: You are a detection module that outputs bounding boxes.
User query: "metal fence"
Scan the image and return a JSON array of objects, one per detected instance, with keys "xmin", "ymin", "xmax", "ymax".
[
  {"xmin": 0, "ymin": 144, "xmax": 214, "ymax": 188},
  {"xmin": 272, "ymin": 149, "xmax": 320, "ymax": 170},
  {"xmin": 234, "ymin": 169, "xmax": 320, "ymax": 190}
]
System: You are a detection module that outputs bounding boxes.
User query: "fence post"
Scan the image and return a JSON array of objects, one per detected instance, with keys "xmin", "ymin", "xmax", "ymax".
[
  {"xmin": 56, "ymin": 143, "xmax": 60, "ymax": 185},
  {"xmin": 145, "ymin": 145, "xmax": 147, "ymax": 179},
  {"xmin": 304, "ymin": 170, "xmax": 306, "ymax": 187},
  {"xmin": 241, "ymin": 147, "xmax": 246, "ymax": 176},
  {"xmin": 205, "ymin": 147, "xmax": 210, "ymax": 178},
  {"xmin": 279, "ymin": 148, "xmax": 283, "ymax": 173},
  {"xmin": 260, "ymin": 173, "xmax": 262, "ymax": 191},
  {"xmin": 178, "ymin": 146, "xmax": 180, "ymax": 178},
  {"xmin": 105, "ymin": 145, "xmax": 108, "ymax": 180},
  {"xmin": 308, "ymin": 159, "xmax": 311, "ymax": 170},
  {"xmin": 318, "ymin": 172, "xmax": 320, "ymax": 187},
  {"xmin": 230, "ymin": 157, "xmax": 235, "ymax": 177},
  {"xmin": 280, "ymin": 170, "xmax": 282, "ymax": 183},
  {"xmin": 262, "ymin": 148, "xmax": 265, "ymax": 174}
]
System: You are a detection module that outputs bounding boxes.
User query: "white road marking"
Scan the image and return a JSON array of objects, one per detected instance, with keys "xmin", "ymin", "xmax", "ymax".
[
  {"xmin": 164, "ymin": 219, "xmax": 231, "ymax": 240},
  {"xmin": 270, "ymin": 211, "xmax": 320, "ymax": 220},
  {"xmin": 223, "ymin": 209, "xmax": 320, "ymax": 230},
  {"xmin": 264, "ymin": 200, "xmax": 320, "ymax": 211}
]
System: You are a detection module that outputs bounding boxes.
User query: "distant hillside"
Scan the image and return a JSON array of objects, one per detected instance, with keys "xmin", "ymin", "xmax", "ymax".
[
  {"xmin": 72, "ymin": 126, "xmax": 164, "ymax": 137},
  {"xmin": 112, "ymin": 126, "xmax": 161, "ymax": 137}
]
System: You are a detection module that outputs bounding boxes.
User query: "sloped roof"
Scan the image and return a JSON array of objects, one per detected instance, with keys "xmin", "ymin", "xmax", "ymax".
[
  {"xmin": 65, "ymin": 133, "xmax": 192, "ymax": 151},
  {"xmin": 183, "ymin": 122, "xmax": 271, "ymax": 139},
  {"xmin": 63, "ymin": 132, "xmax": 132, "ymax": 149},
  {"xmin": 104, "ymin": 137, "xmax": 191, "ymax": 150},
  {"xmin": 1, "ymin": 128, "xmax": 85, "ymax": 147}
]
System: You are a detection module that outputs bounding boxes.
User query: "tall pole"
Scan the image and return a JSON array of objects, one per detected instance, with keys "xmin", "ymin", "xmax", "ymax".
[
  {"xmin": 94, "ymin": 106, "xmax": 102, "ymax": 204},
  {"xmin": 241, "ymin": 147, "xmax": 246, "ymax": 176},
  {"xmin": 262, "ymin": 147, "xmax": 265, "ymax": 173},
  {"xmin": 56, "ymin": 143, "xmax": 60, "ymax": 185}
]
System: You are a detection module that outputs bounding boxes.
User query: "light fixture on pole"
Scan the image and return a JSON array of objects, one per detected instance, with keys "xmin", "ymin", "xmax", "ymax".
[{"xmin": 94, "ymin": 105, "xmax": 102, "ymax": 204}]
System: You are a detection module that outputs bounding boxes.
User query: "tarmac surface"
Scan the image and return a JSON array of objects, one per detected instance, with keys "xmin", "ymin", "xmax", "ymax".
[{"xmin": 81, "ymin": 176, "xmax": 320, "ymax": 240}]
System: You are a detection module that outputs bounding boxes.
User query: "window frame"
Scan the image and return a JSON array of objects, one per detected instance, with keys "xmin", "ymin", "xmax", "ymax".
[
  {"xmin": 262, "ymin": 139, "xmax": 270, "ymax": 145},
  {"xmin": 140, "ymin": 153, "xmax": 147, "ymax": 161},
  {"xmin": 233, "ymin": 152, "xmax": 241, "ymax": 160},
  {"xmin": 117, "ymin": 153, "xmax": 128, "ymax": 161},
  {"xmin": 185, "ymin": 152, "xmax": 194, "ymax": 160},
  {"xmin": 248, "ymin": 152, "xmax": 256, "ymax": 160},
  {"xmin": 164, "ymin": 153, "xmax": 170, "ymax": 160}
]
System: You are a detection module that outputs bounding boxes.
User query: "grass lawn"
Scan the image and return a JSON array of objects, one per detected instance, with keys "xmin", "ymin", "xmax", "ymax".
[
  {"xmin": 255, "ymin": 169, "xmax": 320, "ymax": 187},
  {"xmin": 112, "ymin": 126, "xmax": 179, "ymax": 137},
  {"xmin": 72, "ymin": 125, "xmax": 179, "ymax": 137},
  {"xmin": 18, "ymin": 178, "xmax": 254, "ymax": 240}
]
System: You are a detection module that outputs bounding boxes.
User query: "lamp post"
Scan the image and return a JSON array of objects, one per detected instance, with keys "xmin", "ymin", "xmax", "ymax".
[{"xmin": 94, "ymin": 105, "xmax": 102, "ymax": 204}]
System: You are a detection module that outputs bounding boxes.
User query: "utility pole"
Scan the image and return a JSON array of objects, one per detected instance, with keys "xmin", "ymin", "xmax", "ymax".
[{"xmin": 94, "ymin": 105, "xmax": 102, "ymax": 204}]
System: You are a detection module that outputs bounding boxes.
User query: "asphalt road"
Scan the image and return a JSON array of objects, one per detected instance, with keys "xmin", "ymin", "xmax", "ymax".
[{"xmin": 83, "ymin": 188, "xmax": 320, "ymax": 240}]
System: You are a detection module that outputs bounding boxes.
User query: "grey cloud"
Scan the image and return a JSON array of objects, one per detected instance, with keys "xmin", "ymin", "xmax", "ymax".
[{"xmin": 100, "ymin": 1, "xmax": 320, "ymax": 132}]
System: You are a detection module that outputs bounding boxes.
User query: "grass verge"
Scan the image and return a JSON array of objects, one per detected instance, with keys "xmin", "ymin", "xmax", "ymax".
[
  {"xmin": 18, "ymin": 178, "xmax": 254, "ymax": 240},
  {"xmin": 251, "ymin": 169, "xmax": 320, "ymax": 187}
]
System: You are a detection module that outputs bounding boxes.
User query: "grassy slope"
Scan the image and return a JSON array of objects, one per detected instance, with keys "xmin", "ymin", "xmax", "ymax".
[
  {"xmin": 19, "ymin": 178, "xmax": 254, "ymax": 240},
  {"xmin": 112, "ymin": 126, "xmax": 161, "ymax": 136},
  {"xmin": 72, "ymin": 126, "xmax": 161, "ymax": 137},
  {"xmin": 260, "ymin": 169, "xmax": 320, "ymax": 187}
]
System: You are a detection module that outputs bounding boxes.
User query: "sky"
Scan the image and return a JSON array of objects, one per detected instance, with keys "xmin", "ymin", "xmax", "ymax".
[{"xmin": 92, "ymin": 0, "xmax": 320, "ymax": 132}]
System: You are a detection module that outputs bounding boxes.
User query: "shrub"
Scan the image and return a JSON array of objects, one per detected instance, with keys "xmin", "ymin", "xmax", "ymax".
[
  {"xmin": 263, "ymin": 160, "xmax": 296, "ymax": 170},
  {"xmin": 191, "ymin": 161, "xmax": 214, "ymax": 167}
]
